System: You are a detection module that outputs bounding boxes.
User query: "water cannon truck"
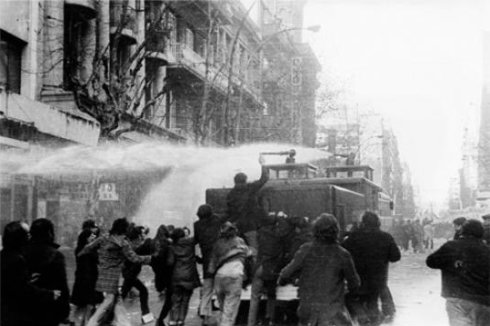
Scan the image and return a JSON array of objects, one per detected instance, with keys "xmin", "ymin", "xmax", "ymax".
[{"xmin": 205, "ymin": 151, "xmax": 394, "ymax": 323}]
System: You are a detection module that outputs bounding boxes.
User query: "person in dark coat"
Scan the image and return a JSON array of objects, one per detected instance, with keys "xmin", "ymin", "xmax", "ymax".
[
  {"xmin": 154, "ymin": 225, "xmax": 173, "ymax": 326},
  {"xmin": 226, "ymin": 155, "xmax": 269, "ymax": 254},
  {"xmin": 426, "ymin": 219, "xmax": 490, "ymax": 326},
  {"xmin": 399, "ymin": 219, "xmax": 410, "ymax": 251},
  {"xmin": 1, "ymin": 221, "xmax": 60, "ymax": 326},
  {"xmin": 402, "ymin": 219, "xmax": 414, "ymax": 251},
  {"xmin": 71, "ymin": 219, "xmax": 103, "ymax": 326},
  {"xmin": 278, "ymin": 213, "xmax": 360, "ymax": 326},
  {"xmin": 342, "ymin": 212, "xmax": 401, "ymax": 325},
  {"xmin": 194, "ymin": 204, "xmax": 225, "ymax": 325},
  {"xmin": 22, "ymin": 218, "xmax": 71, "ymax": 326},
  {"xmin": 121, "ymin": 225, "xmax": 153, "ymax": 321},
  {"xmin": 167, "ymin": 228, "xmax": 201, "ymax": 326},
  {"xmin": 248, "ymin": 214, "xmax": 284, "ymax": 326}
]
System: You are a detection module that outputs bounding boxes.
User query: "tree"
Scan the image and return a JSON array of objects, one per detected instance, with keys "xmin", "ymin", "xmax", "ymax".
[{"xmin": 62, "ymin": 0, "xmax": 181, "ymax": 140}]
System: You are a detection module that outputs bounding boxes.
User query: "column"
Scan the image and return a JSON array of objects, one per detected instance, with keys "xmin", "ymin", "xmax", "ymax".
[
  {"xmin": 42, "ymin": 0, "xmax": 64, "ymax": 89},
  {"xmin": 97, "ymin": 0, "xmax": 110, "ymax": 81}
]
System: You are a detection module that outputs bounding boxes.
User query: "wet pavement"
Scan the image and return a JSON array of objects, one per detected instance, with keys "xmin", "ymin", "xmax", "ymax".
[{"xmin": 64, "ymin": 240, "xmax": 449, "ymax": 326}]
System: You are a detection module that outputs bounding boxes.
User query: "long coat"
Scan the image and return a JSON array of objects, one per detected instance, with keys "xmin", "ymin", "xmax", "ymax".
[
  {"xmin": 0, "ymin": 249, "xmax": 55, "ymax": 326},
  {"xmin": 279, "ymin": 241, "xmax": 360, "ymax": 322},
  {"xmin": 22, "ymin": 241, "xmax": 71, "ymax": 326},
  {"xmin": 257, "ymin": 223, "xmax": 284, "ymax": 281},
  {"xmin": 342, "ymin": 227, "xmax": 401, "ymax": 295},
  {"xmin": 194, "ymin": 214, "xmax": 225, "ymax": 278},
  {"xmin": 71, "ymin": 230, "xmax": 103, "ymax": 306},
  {"xmin": 167, "ymin": 237, "xmax": 201, "ymax": 290},
  {"xmin": 78, "ymin": 234, "xmax": 151, "ymax": 294}
]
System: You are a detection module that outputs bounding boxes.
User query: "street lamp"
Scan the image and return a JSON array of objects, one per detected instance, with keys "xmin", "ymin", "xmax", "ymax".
[{"xmin": 256, "ymin": 24, "xmax": 321, "ymax": 52}]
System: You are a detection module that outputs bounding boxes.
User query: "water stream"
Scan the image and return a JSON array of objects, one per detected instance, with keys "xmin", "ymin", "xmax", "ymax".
[{"xmin": 1, "ymin": 143, "xmax": 329, "ymax": 234}]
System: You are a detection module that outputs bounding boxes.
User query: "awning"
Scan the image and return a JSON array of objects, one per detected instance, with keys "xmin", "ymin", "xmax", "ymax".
[{"xmin": 1, "ymin": 92, "xmax": 100, "ymax": 146}]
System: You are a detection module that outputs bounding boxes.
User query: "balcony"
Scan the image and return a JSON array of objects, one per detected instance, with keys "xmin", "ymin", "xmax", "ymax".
[
  {"xmin": 168, "ymin": 45, "xmax": 228, "ymax": 92},
  {"xmin": 65, "ymin": 0, "xmax": 96, "ymax": 19},
  {"xmin": 146, "ymin": 30, "xmax": 177, "ymax": 64},
  {"xmin": 110, "ymin": 1, "xmax": 137, "ymax": 45}
]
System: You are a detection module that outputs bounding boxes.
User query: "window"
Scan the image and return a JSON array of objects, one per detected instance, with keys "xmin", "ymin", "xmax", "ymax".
[
  {"xmin": 0, "ymin": 30, "xmax": 24, "ymax": 94},
  {"xmin": 64, "ymin": 6, "xmax": 93, "ymax": 89},
  {"xmin": 185, "ymin": 27, "xmax": 194, "ymax": 50},
  {"xmin": 166, "ymin": 11, "xmax": 177, "ymax": 54},
  {"xmin": 194, "ymin": 32, "xmax": 206, "ymax": 58}
]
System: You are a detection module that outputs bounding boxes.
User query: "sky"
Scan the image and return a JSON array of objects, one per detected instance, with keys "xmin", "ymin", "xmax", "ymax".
[{"xmin": 303, "ymin": 0, "xmax": 490, "ymax": 209}]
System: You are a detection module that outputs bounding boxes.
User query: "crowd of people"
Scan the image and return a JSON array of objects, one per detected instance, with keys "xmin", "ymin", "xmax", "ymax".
[
  {"xmin": 390, "ymin": 218, "xmax": 435, "ymax": 253},
  {"xmin": 1, "ymin": 159, "xmax": 490, "ymax": 326}
]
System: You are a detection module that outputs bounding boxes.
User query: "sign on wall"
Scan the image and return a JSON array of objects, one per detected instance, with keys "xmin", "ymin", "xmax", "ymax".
[
  {"xmin": 291, "ymin": 57, "xmax": 302, "ymax": 87},
  {"xmin": 99, "ymin": 183, "xmax": 119, "ymax": 201}
]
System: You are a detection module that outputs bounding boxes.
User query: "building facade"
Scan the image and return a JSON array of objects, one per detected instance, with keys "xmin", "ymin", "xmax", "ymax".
[
  {"xmin": 0, "ymin": 0, "xmax": 321, "ymax": 237},
  {"xmin": 478, "ymin": 31, "xmax": 490, "ymax": 211},
  {"xmin": 0, "ymin": 0, "xmax": 320, "ymax": 148}
]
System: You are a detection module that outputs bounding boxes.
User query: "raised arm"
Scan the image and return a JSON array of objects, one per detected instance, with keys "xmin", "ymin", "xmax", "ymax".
[{"xmin": 249, "ymin": 165, "xmax": 270, "ymax": 191}]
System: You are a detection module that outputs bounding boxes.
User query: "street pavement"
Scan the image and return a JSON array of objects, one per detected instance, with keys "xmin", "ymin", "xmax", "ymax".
[{"xmin": 64, "ymin": 240, "xmax": 449, "ymax": 326}]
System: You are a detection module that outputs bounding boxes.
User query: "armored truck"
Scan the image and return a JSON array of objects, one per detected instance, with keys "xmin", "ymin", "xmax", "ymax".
[{"xmin": 205, "ymin": 162, "xmax": 393, "ymax": 324}]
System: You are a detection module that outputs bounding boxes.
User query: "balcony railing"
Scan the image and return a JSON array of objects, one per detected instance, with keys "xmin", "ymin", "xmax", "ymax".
[{"xmin": 146, "ymin": 30, "xmax": 178, "ymax": 63}]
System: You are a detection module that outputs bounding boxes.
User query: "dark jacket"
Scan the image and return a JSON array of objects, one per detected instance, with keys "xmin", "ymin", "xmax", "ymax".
[
  {"xmin": 167, "ymin": 237, "xmax": 201, "ymax": 290},
  {"xmin": 279, "ymin": 241, "xmax": 360, "ymax": 313},
  {"xmin": 426, "ymin": 238, "xmax": 490, "ymax": 306},
  {"xmin": 226, "ymin": 166, "xmax": 269, "ymax": 233},
  {"xmin": 71, "ymin": 230, "xmax": 103, "ymax": 306},
  {"xmin": 151, "ymin": 236, "xmax": 171, "ymax": 292},
  {"xmin": 0, "ymin": 249, "xmax": 55, "ymax": 326},
  {"xmin": 22, "ymin": 241, "xmax": 71, "ymax": 326},
  {"xmin": 122, "ymin": 237, "xmax": 153, "ymax": 280},
  {"xmin": 342, "ymin": 227, "xmax": 401, "ymax": 294},
  {"xmin": 194, "ymin": 214, "xmax": 225, "ymax": 278},
  {"xmin": 257, "ymin": 223, "xmax": 284, "ymax": 281},
  {"xmin": 208, "ymin": 236, "xmax": 250, "ymax": 276}
]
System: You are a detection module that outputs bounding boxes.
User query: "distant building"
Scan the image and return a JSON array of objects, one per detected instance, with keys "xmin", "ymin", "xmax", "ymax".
[
  {"xmin": 460, "ymin": 127, "xmax": 478, "ymax": 208},
  {"xmin": 318, "ymin": 112, "xmax": 413, "ymax": 216},
  {"xmin": 477, "ymin": 31, "xmax": 490, "ymax": 211},
  {"xmin": 448, "ymin": 175, "xmax": 462, "ymax": 211},
  {"xmin": 257, "ymin": 0, "xmax": 320, "ymax": 145}
]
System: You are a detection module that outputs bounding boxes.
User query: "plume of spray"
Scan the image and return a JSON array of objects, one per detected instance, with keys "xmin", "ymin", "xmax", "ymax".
[{"xmin": 0, "ymin": 142, "xmax": 330, "ymax": 234}]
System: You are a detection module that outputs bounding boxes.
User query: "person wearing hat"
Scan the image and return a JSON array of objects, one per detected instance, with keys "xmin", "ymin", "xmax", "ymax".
[
  {"xmin": 278, "ymin": 213, "xmax": 360, "ymax": 326},
  {"xmin": 482, "ymin": 214, "xmax": 490, "ymax": 245},
  {"xmin": 427, "ymin": 219, "xmax": 490, "ymax": 325}
]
